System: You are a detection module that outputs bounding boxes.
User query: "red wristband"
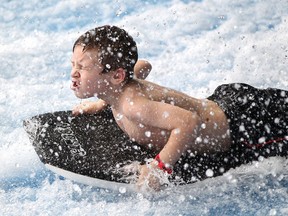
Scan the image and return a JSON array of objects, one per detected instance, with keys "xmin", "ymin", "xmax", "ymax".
[{"xmin": 155, "ymin": 154, "xmax": 173, "ymax": 174}]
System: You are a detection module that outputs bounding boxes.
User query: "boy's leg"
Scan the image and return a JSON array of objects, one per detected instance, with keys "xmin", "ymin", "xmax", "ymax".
[{"xmin": 208, "ymin": 83, "xmax": 287, "ymax": 156}]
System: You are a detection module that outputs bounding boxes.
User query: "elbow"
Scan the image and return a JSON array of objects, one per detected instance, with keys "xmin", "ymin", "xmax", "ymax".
[
  {"xmin": 172, "ymin": 115, "xmax": 200, "ymax": 136},
  {"xmin": 179, "ymin": 114, "xmax": 200, "ymax": 139},
  {"xmin": 144, "ymin": 60, "xmax": 152, "ymax": 72},
  {"xmin": 185, "ymin": 113, "xmax": 200, "ymax": 132},
  {"xmin": 134, "ymin": 60, "xmax": 152, "ymax": 79}
]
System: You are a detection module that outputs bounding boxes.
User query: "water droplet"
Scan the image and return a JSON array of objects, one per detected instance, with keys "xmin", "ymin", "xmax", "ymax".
[
  {"xmin": 116, "ymin": 113, "xmax": 123, "ymax": 121},
  {"xmin": 205, "ymin": 169, "xmax": 214, "ymax": 177},
  {"xmin": 258, "ymin": 137, "xmax": 266, "ymax": 143},
  {"xmin": 106, "ymin": 64, "xmax": 111, "ymax": 69},
  {"xmin": 145, "ymin": 131, "xmax": 151, "ymax": 137},
  {"xmin": 162, "ymin": 111, "xmax": 169, "ymax": 118},
  {"xmin": 174, "ymin": 128, "xmax": 181, "ymax": 134},
  {"xmin": 119, "ymin": 187, "xmax": 126, "ymax": 194}
]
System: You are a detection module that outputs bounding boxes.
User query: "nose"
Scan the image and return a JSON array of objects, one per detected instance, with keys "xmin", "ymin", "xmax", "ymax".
[{"xmin": 71, "ymin": 67, "xmax": 80, "ymax": 78}]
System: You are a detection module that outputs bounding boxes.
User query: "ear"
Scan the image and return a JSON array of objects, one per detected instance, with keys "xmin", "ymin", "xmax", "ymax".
[{"xmin": 110, "ymin": 68, "xmax": 126, "ymax": 84}]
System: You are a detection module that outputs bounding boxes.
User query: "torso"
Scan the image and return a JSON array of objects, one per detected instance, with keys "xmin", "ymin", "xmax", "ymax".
[{"xmin": 112, "ymin": 80, "xmax": 231, "ymax": 154}]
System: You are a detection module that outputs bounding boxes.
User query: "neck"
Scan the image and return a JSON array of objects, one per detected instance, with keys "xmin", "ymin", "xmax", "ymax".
[{"xmin": 97, "ymin": 82, "xmax": 127, "ymax": 106}]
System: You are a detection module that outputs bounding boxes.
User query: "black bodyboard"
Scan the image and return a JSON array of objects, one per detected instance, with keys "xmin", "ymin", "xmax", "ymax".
[
  {"xmin": 23, "ymin": 109, "xmax": 158, "ymax": 183},
  {"xmin": 23, "ymin": 108, "xmax": 288, "ymax": 186}
]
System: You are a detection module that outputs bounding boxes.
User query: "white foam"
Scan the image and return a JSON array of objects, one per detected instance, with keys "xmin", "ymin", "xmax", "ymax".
[{"xmin": 0, "ymin": 128, "xmax": 42, "ymax": 179}]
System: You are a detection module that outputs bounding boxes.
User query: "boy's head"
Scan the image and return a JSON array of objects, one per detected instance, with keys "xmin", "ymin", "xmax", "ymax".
[{"xmin": 73, "ymin": 25, "xmax": 138, "ymax": 81}]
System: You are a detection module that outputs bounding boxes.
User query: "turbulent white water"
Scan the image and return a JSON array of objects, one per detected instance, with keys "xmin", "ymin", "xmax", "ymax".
[{"xmin": 1, "ymin": 0, "xmax": 287, "ymax": 215}]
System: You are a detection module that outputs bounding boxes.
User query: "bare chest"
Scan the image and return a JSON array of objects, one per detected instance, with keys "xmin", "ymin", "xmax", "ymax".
[{"xmin": 112, "ymin": 111, "xmax": 170, "ymax": 150}]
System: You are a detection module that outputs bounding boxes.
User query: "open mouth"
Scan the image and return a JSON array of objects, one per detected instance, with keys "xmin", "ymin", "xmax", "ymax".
[{"xmin": 71, "ymin": 80, "xmax": 80, "ymax": 91}]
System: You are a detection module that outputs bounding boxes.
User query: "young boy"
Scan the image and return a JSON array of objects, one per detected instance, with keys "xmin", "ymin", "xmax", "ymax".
[{"xmin": 70, "ymin": 25, "xmax": 288, "ymax": 191}]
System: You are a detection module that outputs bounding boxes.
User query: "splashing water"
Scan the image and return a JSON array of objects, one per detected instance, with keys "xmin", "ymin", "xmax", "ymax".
[{"xmin": 1, "ymin": 0, "xmax": 288, "ymax": 215}]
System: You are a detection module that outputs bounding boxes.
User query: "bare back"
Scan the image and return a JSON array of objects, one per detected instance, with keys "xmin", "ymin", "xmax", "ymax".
[{"xmin": 112, "ymin": 79, "xmax": 231, "ymax": 155}]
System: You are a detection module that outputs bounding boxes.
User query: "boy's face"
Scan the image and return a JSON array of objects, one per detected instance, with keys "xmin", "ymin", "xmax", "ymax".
[{"xmin": 70, "ymin": 45, "xmax": 109, "ymax": 99}]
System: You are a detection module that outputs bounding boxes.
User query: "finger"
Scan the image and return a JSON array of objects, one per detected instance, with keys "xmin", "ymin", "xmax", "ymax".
[
  {"xmin": 118, "ymin": 162, "xmax": 140, "ymax": 175},
  {"xmin": 71, "ymin": 109, "xmax": 78, "ymax": 116},
  {"xmin": 148, "ymin": 176, "xmax": 161, "ymax": 191},
  {"xmin": 72, "ymin": 106, "xmax": 83, "ymax": 116},
  {"xmin": 136, "ymin": 175, "xmax": 146, "ymax": 191}
]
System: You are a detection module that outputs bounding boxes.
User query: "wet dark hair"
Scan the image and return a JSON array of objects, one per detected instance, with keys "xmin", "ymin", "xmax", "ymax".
[{"xmin": 73, "ymin": 25, "xmax": 138, "ymax": 80}]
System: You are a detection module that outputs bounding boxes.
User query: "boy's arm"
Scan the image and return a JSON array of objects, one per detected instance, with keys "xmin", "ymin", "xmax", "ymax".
[
  {"xmin": 72, "ymin": 99, "xmax": 107, "ymax": 116},
  {"xmin": 123, "ymin": 98, "xmax": 201, "ymax": 190},
  {"xmin": 124, "ymin": 97, "xmax": 200, "ymax": 166},
  {"xmin": 123, "ymin": 97, "xmax": 200, "ymax": 190},
  {"xmin": 72, "ymin": 59, "xmax": 152, "ymax": 116}
]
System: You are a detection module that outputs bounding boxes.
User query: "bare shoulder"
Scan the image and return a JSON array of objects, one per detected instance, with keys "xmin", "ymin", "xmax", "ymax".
[{"xmin": 120, "ymin": 82, "xmax": 148, "ymax": 114}]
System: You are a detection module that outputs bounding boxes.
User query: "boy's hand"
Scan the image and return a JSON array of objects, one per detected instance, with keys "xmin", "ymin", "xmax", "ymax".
[
  {"xmin": 72, "ymin": 100, "xmax": 107, "ymax": 116},
  {"xmin": 119, "ymin": 161, "xmax": 170, "ymax": 192},
  {"xmin": 136, "ymin": 164, "xmax": 168, "ymax": 192}
]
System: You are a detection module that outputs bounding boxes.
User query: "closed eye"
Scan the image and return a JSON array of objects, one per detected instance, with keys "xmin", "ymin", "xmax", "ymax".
[{"xmin": 71, "ymin": 61, "xmax": 87, "ymax": 70}]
